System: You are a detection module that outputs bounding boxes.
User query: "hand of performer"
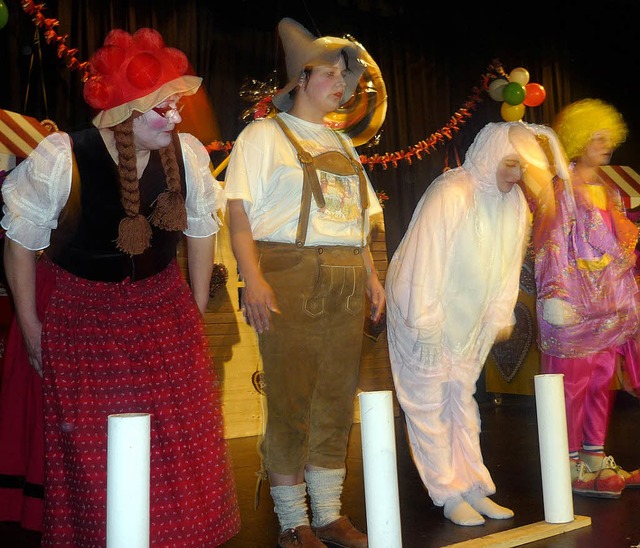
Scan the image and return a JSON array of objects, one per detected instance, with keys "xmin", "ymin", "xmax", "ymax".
[
  {"xmin": 366, "ymin": 272, "xmax": 386, "ymax": 323},
  {"xmin": 241, "ymin": 276, "xmax": 280, "ymax": 334},
  {"xmin": 364, "ymin": 247, "xmax": 385, "ymax": 323},
  {"xmin": 412, "ymin": 329, "xmax": 442, "ymax": 367},
  {"xmin": 22, "ymin": 319, "xmax": 44, "ymax": 378},
  {"xmin": 413, "ymin": 340, "xmax": 442, "ymax": 367}
]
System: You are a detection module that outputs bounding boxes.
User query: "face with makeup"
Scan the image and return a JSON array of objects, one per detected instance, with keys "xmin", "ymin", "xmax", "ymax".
[
  {"xmin": 132, "ymin": 95, "xmax": 183, "ymax": 151},
  {"xmin": 495, "ymin": 154, "xmax": 523, "ymax": 193},
  {"xmin": 294, "ymin": 55, "xmax": 348, "ymax": 120},
  {"xmin": 581, "ymin": 130, "xmax": 614, "ymax": 168}
]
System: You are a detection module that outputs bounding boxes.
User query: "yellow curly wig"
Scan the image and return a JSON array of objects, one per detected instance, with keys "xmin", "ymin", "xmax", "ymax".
[{"xmin": 552, "ymin": 98, "xmax": 628, "ymax": 161}]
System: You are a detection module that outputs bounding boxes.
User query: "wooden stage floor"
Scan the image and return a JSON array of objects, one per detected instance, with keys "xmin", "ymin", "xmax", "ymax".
[{"xmin": 2, "ymin": 391, "xmax": 640, "ymax": 547}]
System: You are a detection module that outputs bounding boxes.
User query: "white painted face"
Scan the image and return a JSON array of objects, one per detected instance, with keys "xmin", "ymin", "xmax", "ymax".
[
  {"xmin": 495, "ymin": 154, "xmax": 523, "ymax": 193},
  {"xmin": 132, "ymin": 95, "xmax": 183, "ymax": 151}
]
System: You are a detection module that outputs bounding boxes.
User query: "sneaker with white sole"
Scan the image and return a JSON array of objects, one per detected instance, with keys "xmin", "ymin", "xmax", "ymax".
[
  {"xmin": 571, "ymin": 459, "xmax": 625, "ymax": 498},
  {"xmin": 602, "ymin": 456, "xmax": 640, "ymax": 489}
]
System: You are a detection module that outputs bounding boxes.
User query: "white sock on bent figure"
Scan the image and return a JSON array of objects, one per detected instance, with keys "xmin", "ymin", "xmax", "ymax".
[
  {"xmin": 443, "ymin": 497, "xmax": 485, "ymax": 526},
  {"xmin": 464, "ymin": 493, "xmax": 514, "ymax": 519}
]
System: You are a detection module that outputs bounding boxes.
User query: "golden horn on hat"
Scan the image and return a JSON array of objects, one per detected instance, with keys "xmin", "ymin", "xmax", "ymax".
[{"xmin": 324, "ymin": 35, "xmax": 387, "ymax": 147}]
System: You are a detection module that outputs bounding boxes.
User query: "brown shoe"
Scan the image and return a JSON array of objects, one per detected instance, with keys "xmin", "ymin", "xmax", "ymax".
[
  {"xmin": 278, "ymin": 525, "xmax": 327, "ymax": 547},
  {"xmin": 313, "ymin": 516, "xmax": 368, "ymax": 548}
]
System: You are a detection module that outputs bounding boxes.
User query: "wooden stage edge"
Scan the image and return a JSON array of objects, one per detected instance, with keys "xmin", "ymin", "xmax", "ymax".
[{"xmin": 443, "ymin": 515, "xmax": 591, "ymax": 547}]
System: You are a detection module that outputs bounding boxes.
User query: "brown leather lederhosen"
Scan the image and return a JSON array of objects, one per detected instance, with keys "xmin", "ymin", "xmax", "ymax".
[{"xmin": 255, "ymin": 116, "xmax": 372, "ymax": 476}]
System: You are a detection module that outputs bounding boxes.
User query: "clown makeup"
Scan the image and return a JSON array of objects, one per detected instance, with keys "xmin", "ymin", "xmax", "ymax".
[
  {"xmin": 152, "ymin": 100, "xmax": 184, "ymax": 120},
  {"xmin": 133, "ymin": 96, "xmax": 183, "ymax": 151},
  {"xmin": 582, "ymin": 129, "xmax": 614, "ymax": 167},
  {"xmin": 495, "ymin": 154, "xmax": 523, "ymax": 193}
]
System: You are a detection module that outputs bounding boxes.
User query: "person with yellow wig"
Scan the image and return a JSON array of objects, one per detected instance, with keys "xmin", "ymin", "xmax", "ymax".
[{"xmin": 535, "ymin": 98, "xmax": 640, "ymax": 498}]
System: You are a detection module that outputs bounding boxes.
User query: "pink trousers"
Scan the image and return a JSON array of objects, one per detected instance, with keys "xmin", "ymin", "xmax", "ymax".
[{"xmin": 541, "ymin": 343, "xmax": 631, "ymax": 453}]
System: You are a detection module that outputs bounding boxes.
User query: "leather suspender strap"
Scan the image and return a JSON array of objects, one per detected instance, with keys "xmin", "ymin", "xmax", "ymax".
[
  {"xmin": 274, "ymin": 114, "xmax": 326, "ymax": 209},
  {"xmin": 274, "ymin": 115, "xmax": 326, "ymax": 247},
  {"xmin": 334, "ymin": 131, "xmax": 369, "ymax": 210},
  {"xmin": 334, "ymin": 131, "xmax": 369, "ymax": 247},
  {"xmin": 274, "ymin": 114, "xmax": 370, "ymax": 247}
]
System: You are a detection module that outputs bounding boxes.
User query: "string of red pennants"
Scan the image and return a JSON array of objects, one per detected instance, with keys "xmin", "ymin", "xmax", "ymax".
[{"xmin": 16, "ymin": 1, "xmax": 543, "ymax": 172}]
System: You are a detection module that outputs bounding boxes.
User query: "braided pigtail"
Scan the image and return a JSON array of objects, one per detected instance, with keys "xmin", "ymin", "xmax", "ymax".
[
  {"xmin": 113, "ymin": 118, "xmax": 152, "ymax": 255},
  {"xmin": 150, "ymin": 139, "xmax": 187, "ymax": 231}
]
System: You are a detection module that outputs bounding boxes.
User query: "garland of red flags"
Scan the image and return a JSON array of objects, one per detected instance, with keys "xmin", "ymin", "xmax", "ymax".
[
  {"xmin": 19, "ymin": 1, "xmax": 513, "ymax": 171},
  {"xmin": 21, "ymin": 0, "xmax": 90, "ymax": 79},
  {"xmin": 359, "ymin": 60, "xmax": 502, "ymax": 170},
  {"xmin": 206, "ymin": 59, "xmax": 506, "ymax": 170}
]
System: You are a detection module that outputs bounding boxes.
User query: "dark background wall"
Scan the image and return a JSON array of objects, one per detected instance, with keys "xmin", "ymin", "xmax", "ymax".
[{"xmin": 2, "ymin": 0, "xmax": 639, "ymax": 257}]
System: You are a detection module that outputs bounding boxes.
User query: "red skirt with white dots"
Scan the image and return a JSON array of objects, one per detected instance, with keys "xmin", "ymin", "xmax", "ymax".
[{"xmin": 41, "ymin": 259, "xmax": 240, "ymax": 546}]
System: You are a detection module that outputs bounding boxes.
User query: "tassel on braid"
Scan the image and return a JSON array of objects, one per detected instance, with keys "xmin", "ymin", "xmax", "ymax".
[
  {"xmin": 113, "ymin": 118, "xmax": 152, "ymax": 255},
  {"xmin": 150, "ymin": 140, "xmax": 187, "ymax": 231}
]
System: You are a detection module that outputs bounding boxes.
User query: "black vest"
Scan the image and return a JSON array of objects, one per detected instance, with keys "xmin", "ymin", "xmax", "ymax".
[{"xmin": 46, "ymin": 128, "xmax": 186, "ymax": 282}]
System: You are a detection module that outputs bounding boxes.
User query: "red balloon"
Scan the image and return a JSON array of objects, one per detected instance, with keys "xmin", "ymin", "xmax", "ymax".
[{"xmin": 523, "ymin": 83, "xmax": 546, "ymax": 107}]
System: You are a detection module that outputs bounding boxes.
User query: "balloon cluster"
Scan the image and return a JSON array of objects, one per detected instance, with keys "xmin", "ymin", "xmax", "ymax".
[{"xmin": 488, "ymin": 67, "xmax": 546, "ymax": 121}]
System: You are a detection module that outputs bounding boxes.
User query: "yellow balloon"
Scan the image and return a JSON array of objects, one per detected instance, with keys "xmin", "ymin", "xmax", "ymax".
[
  {"xmin": 508, "ymin": 67, "xmax": 530, "ymax": 86},
  {"xmin": 501, "ymin": 102, "xmax": 526, "ymax": 121}
]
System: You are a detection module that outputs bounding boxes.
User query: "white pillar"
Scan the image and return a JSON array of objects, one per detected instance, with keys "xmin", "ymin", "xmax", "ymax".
[
  {"xmin": 358, "ymin": 390, "xmax": 403, "ymax": 547},
  {"xmin": 534, "ymin": 374, "xmax": 574, "ymax": 523},
  {"xmin": 107, "ymin": 413, "xmax": 151, "ymax": 548}
]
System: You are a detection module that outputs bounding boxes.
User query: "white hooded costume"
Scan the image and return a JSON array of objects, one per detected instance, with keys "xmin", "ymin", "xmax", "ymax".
[{"xmin": 386, "ymin": 122, "xmax": 531, "ymax": 506}]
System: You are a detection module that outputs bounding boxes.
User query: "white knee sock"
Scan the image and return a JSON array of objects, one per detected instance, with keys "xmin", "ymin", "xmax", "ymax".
[
  {"xmin": 270, "ymin": 483, "xmax": 309, "ymax": 532},
  {"xmin": 305, "ymin": 467, "xmax": 345, "ymax": 528}
]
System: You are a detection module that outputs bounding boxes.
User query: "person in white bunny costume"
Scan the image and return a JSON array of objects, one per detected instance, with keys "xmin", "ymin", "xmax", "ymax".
[{"xmin": 386, "ymin": 121, "xmax": 556, "ymax": 526}]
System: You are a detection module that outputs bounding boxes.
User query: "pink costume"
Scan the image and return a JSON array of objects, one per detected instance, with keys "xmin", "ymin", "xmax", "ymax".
[
  {"xmin": 386, "ymin": 123, "xmax": 530, "ymax": 506},
  {"xmin": 535, "ymin": 163, "xmax": 640, "ymax": 451}
]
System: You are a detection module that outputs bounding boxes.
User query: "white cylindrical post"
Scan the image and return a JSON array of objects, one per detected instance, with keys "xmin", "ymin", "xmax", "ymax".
[
  {"xmin": 534, "ymin": 374, "xmax": 574, "ymax": 523},
  {"xmin": 358, "ymin": 390, "xmax": 402, "ymax": 547},
  {"xmin": 107, "ymin": 413, "xmax": 151, "ymax": 548}
]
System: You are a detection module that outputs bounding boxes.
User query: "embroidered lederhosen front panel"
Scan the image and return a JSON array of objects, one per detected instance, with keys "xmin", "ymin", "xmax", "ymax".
[
  {"xmin": 256, "ymin": 242, "xmax": 365, "ymax": 319},
  {"xmin": 304, "ymin": 248, "xmax": 365, "ymax": 318}
]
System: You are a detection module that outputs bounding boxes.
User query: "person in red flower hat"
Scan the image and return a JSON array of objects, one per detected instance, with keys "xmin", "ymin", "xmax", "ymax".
[{"xmin": 0, "ymin": 27, "xmax": 240, "ymax": 545}]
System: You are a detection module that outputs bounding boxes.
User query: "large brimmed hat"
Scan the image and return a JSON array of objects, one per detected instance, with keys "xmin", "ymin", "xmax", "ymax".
[
  {"xmin": 272, "ymin": 18, "xmax": 366, "ymax": 112},
  {"xmin": 84, "ymin": 28, "xmax": 202, "ymax": 128}
]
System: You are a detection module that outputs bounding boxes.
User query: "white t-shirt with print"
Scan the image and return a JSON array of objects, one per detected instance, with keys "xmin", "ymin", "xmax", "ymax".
[{"xmin": 224, "ymin": 112, "xmax": 381, "ymax": 246}]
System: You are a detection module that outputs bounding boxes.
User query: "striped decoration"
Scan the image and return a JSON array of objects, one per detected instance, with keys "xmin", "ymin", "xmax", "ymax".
[
  {"xmin": 0, "ymin": 109, "xmax": 53, "ymax": 159},
  {"xmin": 598, "ymin": 165, "xmax": 640, "ymax": 209}
]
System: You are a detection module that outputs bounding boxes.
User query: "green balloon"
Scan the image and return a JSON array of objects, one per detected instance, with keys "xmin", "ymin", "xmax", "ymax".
[
  {"xmin": 0, "ymin": 1, "xmax": 8, "ymax": 30},
  {"xmin": 502, "ymin": 82, "xmax": 526, "ymax": 106}
]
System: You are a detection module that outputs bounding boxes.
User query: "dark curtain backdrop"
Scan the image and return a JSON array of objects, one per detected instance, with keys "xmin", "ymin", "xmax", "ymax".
[{"xmin": 2, "ymin": 0, "xmax": 639, "ymax": 258}]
